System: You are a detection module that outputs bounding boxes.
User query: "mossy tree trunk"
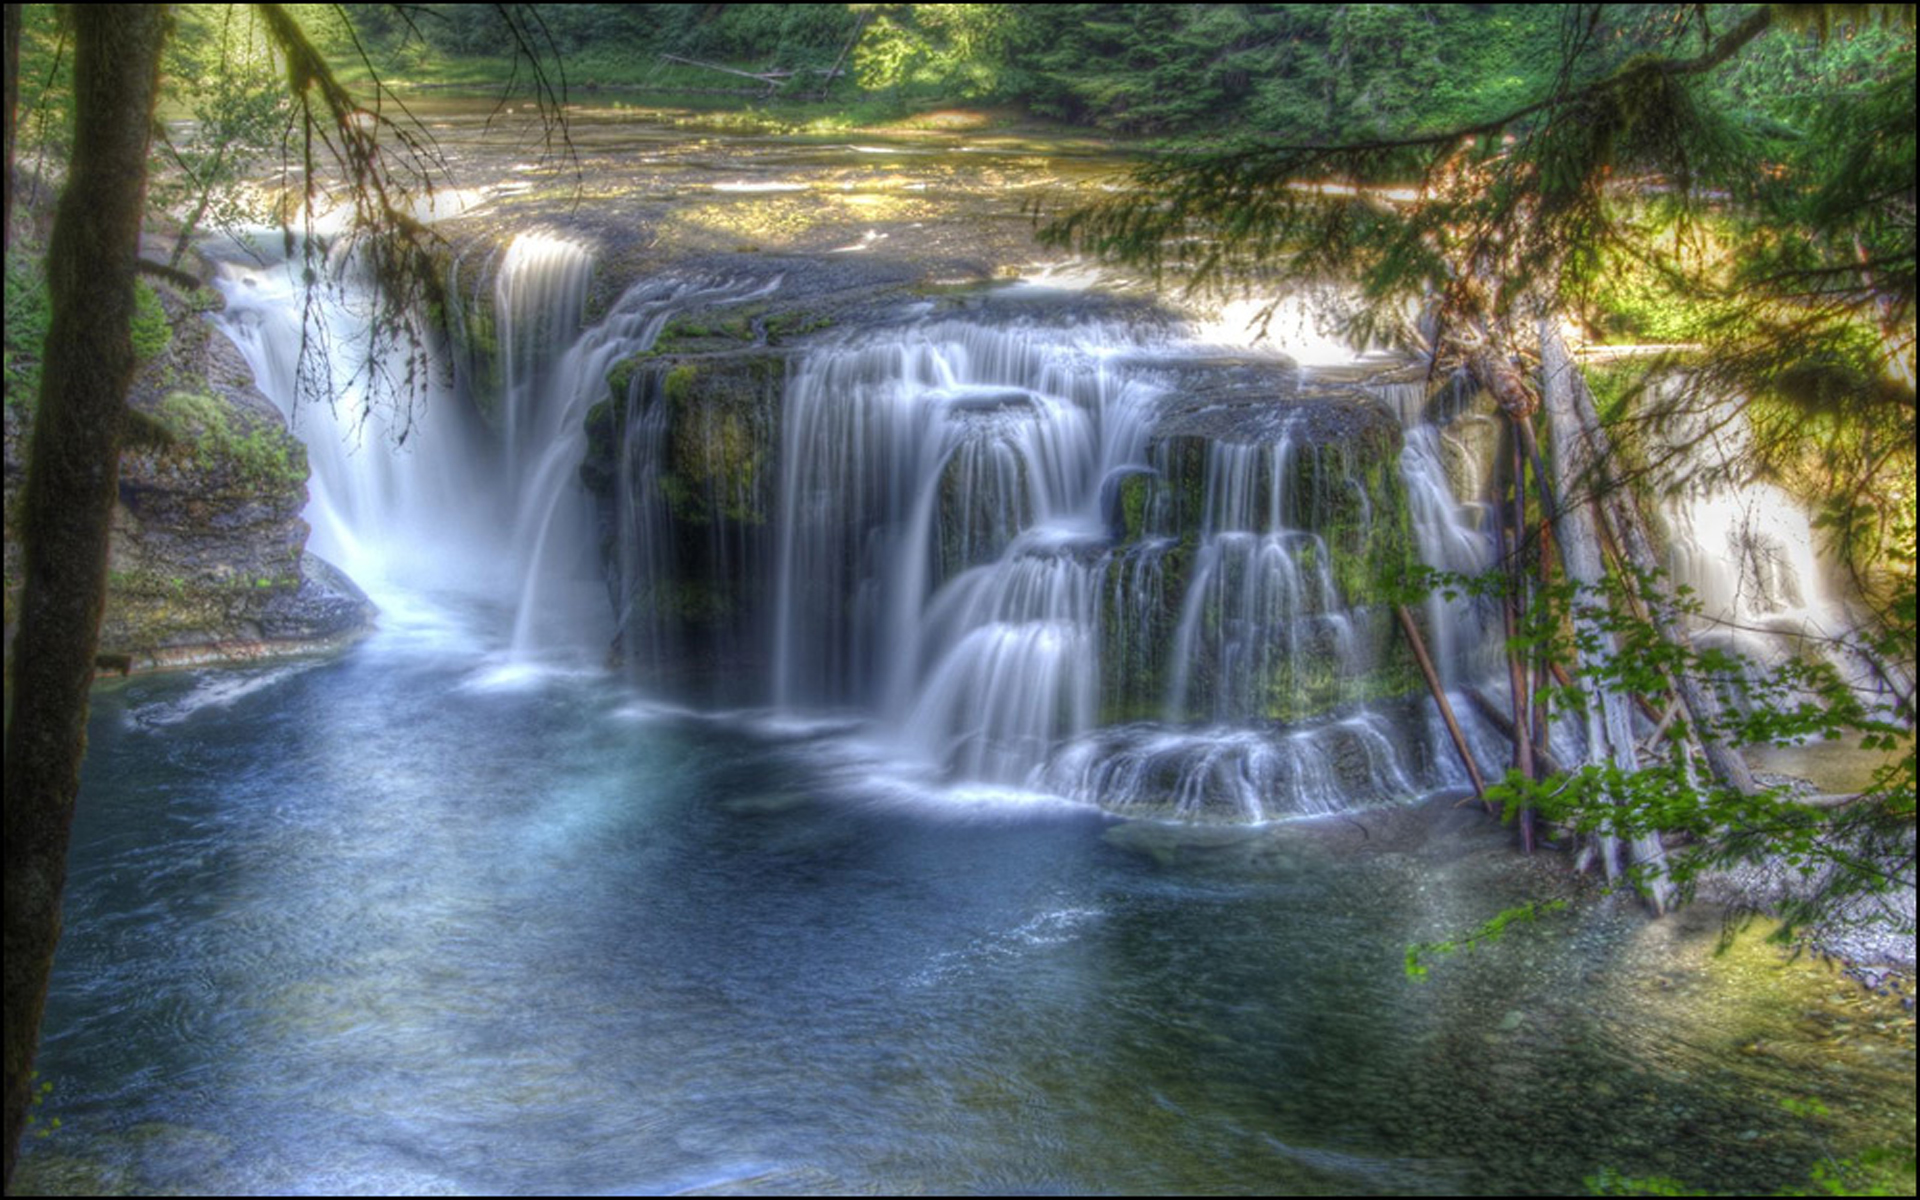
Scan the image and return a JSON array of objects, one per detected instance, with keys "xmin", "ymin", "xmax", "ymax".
[
  {"xmin": 2, "ymin": 5, "xmax": 166, "ymax": 1188},
  {"xmin": 3, "ymin": 2, "xmax": 19, "ymax": 250}
]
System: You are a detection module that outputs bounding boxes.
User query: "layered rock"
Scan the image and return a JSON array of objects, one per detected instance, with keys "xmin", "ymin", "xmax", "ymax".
[{"xmin": 3, "ymin": 274, "xmax": 373, "ymax": 676}]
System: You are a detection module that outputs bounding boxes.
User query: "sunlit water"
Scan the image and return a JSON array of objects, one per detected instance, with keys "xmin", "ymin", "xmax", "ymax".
[{"xmin": 22, "ymin": 608, "xmax": 1914, "ymax": 1196}]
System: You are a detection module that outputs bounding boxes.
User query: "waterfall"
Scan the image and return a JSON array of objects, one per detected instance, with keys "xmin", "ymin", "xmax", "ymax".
[
  {"xmin": 219, "ymin": 237, "xmax": 1521, "ymax": 818},
  {"xmin": 756, "ymin": 311, "xmax": 1506, "ymax": 816},
  {"xmin": 214, "ymin": 232, "xmax": 777, "ymax": 664},
  {"xmin": 1166, "ymin": 432, "xmax": 1362, "ymax": 724},
  {"xmin": 1650, "ymin": 389, "xmax": 1906, "ymax": 709},
  {"xmin": 213, "ymin": 247, "xmax": 507, "ymax": 622},
  {"xmin": 499, "ymin": 263, "xmax": 778, "ymax": 659},
  {"xmin": 771, "ymin": 320, "xmax": 1147, "ymax": 723}
]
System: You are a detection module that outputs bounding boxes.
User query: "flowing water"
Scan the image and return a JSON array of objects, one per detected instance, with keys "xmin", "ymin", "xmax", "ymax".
[
  {"xmin": 27, "ymin": 650, "xmax": 1916, "ymax": 1196},
  {"xmin": 21, "ymin": 120, "xmax": 1912, "ymax": 1194}
]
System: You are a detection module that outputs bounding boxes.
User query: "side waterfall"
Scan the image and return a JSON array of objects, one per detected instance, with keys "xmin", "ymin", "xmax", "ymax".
[{"xmin": 216, "ymin": 233, "xmax": 774, "ymax": 664}]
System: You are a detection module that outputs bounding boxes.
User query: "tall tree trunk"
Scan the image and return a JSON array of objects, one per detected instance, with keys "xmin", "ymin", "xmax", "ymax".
[
  {"xmin": 1538, "ymin": 318, "xmax": 1675, "ymax": 912},
  {"xmin": 2, "ymin": 6, "xmax": 167, "ymax": 1188}
]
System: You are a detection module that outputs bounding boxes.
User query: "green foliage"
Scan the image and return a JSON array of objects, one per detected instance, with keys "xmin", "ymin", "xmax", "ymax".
[
  {"xmin": 854, "ymin": 5, "xmax": 1017, "ymax": 102},
  {"xmin": 1388, "ymin": 549, "xmax": 1914, "ymax": 952},
  {"xmin": 1008, "ymin": 4, "xmax": 1567, "ymax": 137},
  {"xmin": 1477, "ymin": 567, "xmax": 1916, "ymax": 941},
  {"xmin": 3, "ymin": 248, "xmax": 52, "ymax": 411},
  {"xmin": 154, "ymin": 391, "xmax": 308, "ymax": 489},
  {"xmin": 12, "ymin": 5, "xmax": 76, "ymax": 189},
  {"xmin": 1404, "ymin": 899, "xmax": 1568, "ymax": 980},
  {"xmin": 153, "ymin": 7, "xmax": 291, "ymax": 265},
  {"xmin": 328, "ymin": 3, "xmax": 861, "ymax": 91},
  {"xmin": 357, "ymin": 4, "xmax": 1584, "ymax": 137},
  {"xmin": 1044, "ymin": 8, "xmax": 1913, "ymax": 427},
  {"xmin": 129, "ymin": 281, "xmax": 172, "ymax": 363}
]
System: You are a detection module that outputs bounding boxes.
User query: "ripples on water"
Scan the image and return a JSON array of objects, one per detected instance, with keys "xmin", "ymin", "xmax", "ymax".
[{"xmin": 19, "ymin": 624, "xmax": 1914, "ymax": 1197}]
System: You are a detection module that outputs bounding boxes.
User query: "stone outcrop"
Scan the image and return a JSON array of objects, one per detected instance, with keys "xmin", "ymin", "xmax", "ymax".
[{"xmin": 3, "ymin": 272, "xmax": 373, "ymax": 676}]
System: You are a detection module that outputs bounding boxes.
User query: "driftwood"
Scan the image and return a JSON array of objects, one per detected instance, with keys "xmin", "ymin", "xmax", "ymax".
[
  {"xmin": 1542, "ymin": 323, "xmax": 1758, "ymax": 798},
  {"xmin": 660, "ymin": 54, "xmax": 846, "ymax": 91},
  {"xmin": 136, "ymin": 257, "xmax": 202, "ymax": 291},
  {"xmin": 1540, "ymin": 318, "xmax": 1675, "ymax": 911},
  {"xmin": 816, "ymin": 10, "xmax": 874, "ymax": 102},
  {"xmin": 1466, "ymin": 686, "xmax": 1569, "ymax": 777},
  {"xmin": 1492, "ymin": 439, "xmax": 1537, "ymax": 849}
]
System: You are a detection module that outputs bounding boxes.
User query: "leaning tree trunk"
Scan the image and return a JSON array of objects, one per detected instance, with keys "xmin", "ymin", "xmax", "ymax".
[
  {"xmin": 2, "ymin": 7, "xmax": 166, "ymax": 1188},
  {"xmin": 1538, "ymin": 318, "xmax": 1676, "ymax": 912},
  {"xmin": 1540, "ymin": 324, "xmax": 1758, "ymax": 798}
]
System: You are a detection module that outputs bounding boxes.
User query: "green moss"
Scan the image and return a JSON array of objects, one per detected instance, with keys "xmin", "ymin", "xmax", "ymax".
[
  {"xmin": 107, "ymin": 567, "xmax": 190, "ymax": 600},
  {"xmin": 130, "ymin": 280, "xmax": 172, "ymax": 362},
  {"xmin": 663, "ymin": 364, "xmax": 700, "ymax": 404},
  {"xmin": 1117, "ymin": 472, "xmax": 1153, "ymax": 542},
  {"xmin": 451, "ymin": 284, "xmax": 503, "ymax": 427},
  {"xmin": 605, "ymin": 355, "xmax": 645, "ymax": 406},
  {"xmin": 154, "ymin": 390, "xmax": 306, "ymax": 489},
  {"xmin": 763, "ymin": 310, "xmax": 833, "ymax": 343},
  {"xmin": 1098, "ymin": 540, "xmax": 1189, "ymax": 724}
]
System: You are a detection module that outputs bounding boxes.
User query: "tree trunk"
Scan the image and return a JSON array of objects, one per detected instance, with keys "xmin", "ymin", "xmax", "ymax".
[
  {"xmin": 1396, "ymin": 603, "xmax": 1489, "ymax": 807},
  {"xmin": 1540, "ymin": 324, "xmax": 1757, "ymax": 797},
  {"xmin": 1538, "ymin": 317, "xmax": 1674, "ymax": 912},
  {"xmin": 2, "ymin": 6, "xmax": 166, "ymax": 1187},
  {"xmin": 3, "ymin": 3, "xmax": 19, "ymax": 250},
  {"xmin": 1496, "ymin": 424, "xmax": 1537, "ymax": 850}
]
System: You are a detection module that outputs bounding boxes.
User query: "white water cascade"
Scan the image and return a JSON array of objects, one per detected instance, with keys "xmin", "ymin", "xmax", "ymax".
[
  {"xmin": 773, "ymin": 319, "xmax": 1156, "ymax": 781},
  {"xmin": 219, "ymin": 234, "xmax": 1520, "ymax": 819},
  {"xmin": 214, "ymin": 249, "xmax": 507, "ymax": 624},
  {"xmin": 759, "ymin": 312, "xmax": 1514, "ymax": 817},
  {"xmin": 1651, "ymin": 390, "xmax": 1909, "ymax": 710},
  {"xmin": 215, "ymin": 232, "xmax": 777, "ymax": 666}
]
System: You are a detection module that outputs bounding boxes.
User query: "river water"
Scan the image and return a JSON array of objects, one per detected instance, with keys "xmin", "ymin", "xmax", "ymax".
[
  {"xmin": 22, "ymin": 608, "xmax": 1914, "ymax": 1195},
  {"xmin": 18, "ymin": 111, "xmax": 1915, "ymax": 1194}
]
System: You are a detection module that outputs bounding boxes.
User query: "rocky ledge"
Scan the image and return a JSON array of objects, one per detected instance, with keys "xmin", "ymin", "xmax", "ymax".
[{"xmin": 3, "ymin": 267, "xmax": 374, "ymax": 678}]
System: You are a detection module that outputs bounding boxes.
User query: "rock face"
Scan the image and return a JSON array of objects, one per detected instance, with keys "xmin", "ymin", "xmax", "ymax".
[
  {"xmin": 584, "ymin": 347, "xmax": 786, "ymax": 694},
  {"xmin": 3, "ymin": 275, "xmax": 373, "ymax": 675}
]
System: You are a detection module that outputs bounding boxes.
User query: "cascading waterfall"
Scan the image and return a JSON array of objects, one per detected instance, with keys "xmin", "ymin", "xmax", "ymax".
[
  {"xmin": 1376, "ymin": 377, "xmax": 1502, "ymax": 687},
  {"xmin": 757, "ymin": 313, "xmax": 1510, "ymax": 817},
  {"xmin": 498, "ymin": 259, "xmax": 779, "ymax": 659},
  {"xmin": 214, "ymin": 247, "xmax": 508, "ymax": 616},
  {"xmin": 1167, "ymin": 432, "xmax": 1362, "ymax": 723},
  {"xmin": 215, "ymin": 231, "xmax": 777, "ymax": 664},
  {"xmin": 221, "ymin": 236, "xmax": 1518, "ymax": 819},
  {"xmin": 1650, "ymin": 388, "xmax": 1907, "ymax": 709},
  {"xmin": 772, "ymin": 320, "xmax": 1150, "ymax": 726}
]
